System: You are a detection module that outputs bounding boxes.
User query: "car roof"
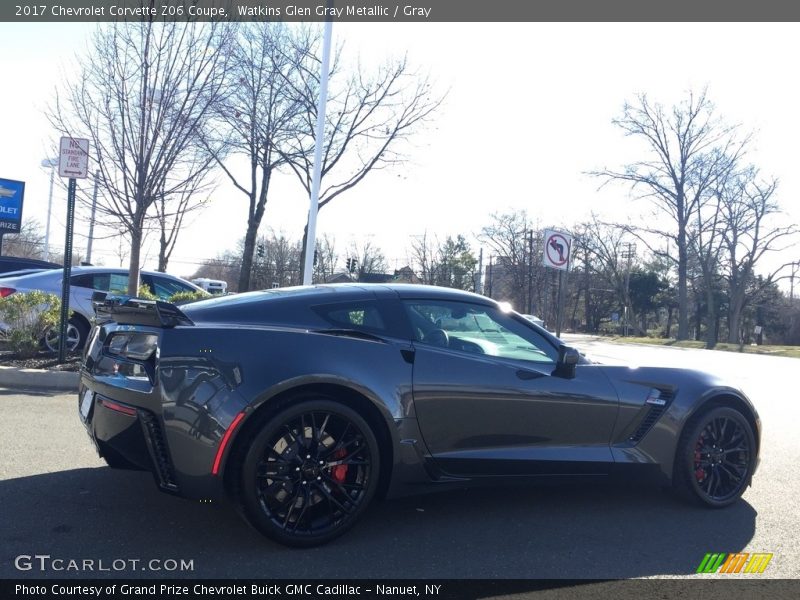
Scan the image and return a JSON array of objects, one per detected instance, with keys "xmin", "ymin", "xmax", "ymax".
[
  {"xmin": 0, "ymin": 256, "xmax": 62, "ymax": 272},
  {"xmin": 184, "ymin": 283, "xmax": 498, "ymax": 315},
  {"xmin": 0, "ymin": 266, "xmax": 196, "ymax": 286}
]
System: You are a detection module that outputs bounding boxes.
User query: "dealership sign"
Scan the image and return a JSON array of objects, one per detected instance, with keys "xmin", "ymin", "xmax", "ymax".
[{"xmin": 0, "ymin": 178, "xmax": 25, "ymax": 233}]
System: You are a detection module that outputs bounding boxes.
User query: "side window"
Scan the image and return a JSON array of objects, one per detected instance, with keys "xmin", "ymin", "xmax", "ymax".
[
  {"xmin": 108, "ymin": 273, "xmax": 129, "ymax": 294},
  {"xmin": 147, "ymin": 275, "xmax": 195, "ymax": 300},
  {"xmin": 70, "ymin": 273, "xmax": 110, "ymax": 291},
  {"xmin": 404, "ymin": 301, "xmax": 557, "ymax": 364},
  {"xmin": 70, "ymin": 274, "xmax": 95, "ymax": 289},
  {"xmin": 312, "ymin": 302, "xmax": 386, "ymax": 333}
]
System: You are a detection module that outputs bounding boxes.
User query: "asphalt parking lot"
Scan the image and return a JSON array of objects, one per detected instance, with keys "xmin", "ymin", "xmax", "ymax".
[{"xmin": 1, "ymin": 337, "xmax": 798, "ymax": 580}]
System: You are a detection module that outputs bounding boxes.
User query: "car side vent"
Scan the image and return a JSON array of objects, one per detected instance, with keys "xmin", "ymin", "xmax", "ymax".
[
  {"xmin": 628, "ymin": 388, "xmax": 676, "ymax": 444},
  {"xmin": 139, "ymin": 411, "xmax": 179, "ymax": 492}
]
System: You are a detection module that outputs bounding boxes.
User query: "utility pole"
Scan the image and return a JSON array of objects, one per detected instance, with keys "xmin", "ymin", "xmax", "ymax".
[
  {"xmin": 487, "ymin": 255, "xmax": 493, "ymax": 298},
  {"xmin": 85, "ymin": 171, "xmax": 100, "ymax": 264},
  {"xmin": 41, "ymin": 158, "xmax": 58, "ymax": 261},
  {"xmin": 476, "ymin": 247, "xmax": 483, "ymax": 294},
  {"xmin": 621, "ymin": 242, "xmax": 636, "ymax": 336},
  {"xmin": 527, "ymin": 230, "xmax": 534, "ymax": 314},
  {"xmin": 302, "ymin": 15, "xmax": 333, "ymax": 285}
]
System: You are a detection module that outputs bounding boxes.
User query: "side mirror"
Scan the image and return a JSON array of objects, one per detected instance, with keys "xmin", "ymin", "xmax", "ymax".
[{"xmin": 553, "ymin": 345, "xmax": 580, "ymax": 379}]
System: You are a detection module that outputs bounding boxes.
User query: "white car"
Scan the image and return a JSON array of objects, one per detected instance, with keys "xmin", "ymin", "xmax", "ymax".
[
  {"xmin": 0, "ymin": 266, "xmax": 202, "ymax": 351},
  {"xmin": 521, "ymin": 314, "xmax": 546, "ymax": 328}
]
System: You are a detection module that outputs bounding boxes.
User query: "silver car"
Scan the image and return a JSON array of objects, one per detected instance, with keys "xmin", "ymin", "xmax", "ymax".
[{"xmin": 0, "ymin": 266, "xmax": 202, "ymax": 351}]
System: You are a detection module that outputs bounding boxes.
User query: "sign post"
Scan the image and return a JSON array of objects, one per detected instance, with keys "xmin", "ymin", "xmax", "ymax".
[
  {"xmin": 57, "ymin": 136, "xmax": 90, "ymax": 363},
  {"xmin": 542, "ymin": 229, "xmax": 573, "ymax": 337}
]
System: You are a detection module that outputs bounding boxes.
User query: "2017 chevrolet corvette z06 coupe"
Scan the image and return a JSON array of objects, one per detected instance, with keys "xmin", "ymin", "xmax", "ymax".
[{"xmin": 79, "ymin": 284, "xmax": 760, "ymax": 547}]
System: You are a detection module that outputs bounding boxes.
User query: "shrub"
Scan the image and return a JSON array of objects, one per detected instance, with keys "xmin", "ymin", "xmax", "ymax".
[
  {"xmin": 167, "ymin": 290, "xmax": 211, "ymax": 305},
  {"xmin": 0, "ymin": 291, "xmax": 60, "ymax": 358},
  {"xmin": 136, "ymin": 286, "xmax": 158, "ymax": 301},
  {"xmin": 133, "ymin": 287, "xmax": 209, "ymax": 304}
]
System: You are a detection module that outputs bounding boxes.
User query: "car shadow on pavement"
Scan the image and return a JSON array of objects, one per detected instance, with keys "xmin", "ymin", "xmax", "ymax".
[
  {"xmin": 0, "ymin": 467, "xmax": 756, "ymax": 579},
  {"xmin": 0, "ymin": 388, "xmax": 70, "ymax": 398}
]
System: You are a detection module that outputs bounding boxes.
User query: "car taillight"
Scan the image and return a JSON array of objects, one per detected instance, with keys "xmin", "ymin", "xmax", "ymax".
[
  {"xmin": 0, "ymin": 287, "xmax": 15, "ymax": 298},
  {"xmin": 107, "ymin": 332, "xmax": 158, "ymax": 360}
]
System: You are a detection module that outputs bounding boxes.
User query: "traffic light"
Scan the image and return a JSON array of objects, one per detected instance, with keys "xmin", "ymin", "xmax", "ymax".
[
  {"xmin": 256, "ymin": 244, "xmax": 265, "ymax": 258},
  {"xmin": 346, "ymin": 258, "xmax": 357, "ymax": 273}
]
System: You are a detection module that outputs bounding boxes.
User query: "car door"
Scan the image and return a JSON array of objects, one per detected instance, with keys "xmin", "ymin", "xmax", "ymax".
[{"xmin": 404, "ymin": 299, "xmax": 619, "ymax": 477}]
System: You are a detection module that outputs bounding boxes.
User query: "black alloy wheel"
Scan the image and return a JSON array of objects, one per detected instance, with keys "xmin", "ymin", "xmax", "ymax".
[
  {"xmin": 675, "ymin": 406, "xmax": 756, "ymax": 507},
  {"xmin": 240, "ymin": 399, "xmax": 379, "ymax": 547}
]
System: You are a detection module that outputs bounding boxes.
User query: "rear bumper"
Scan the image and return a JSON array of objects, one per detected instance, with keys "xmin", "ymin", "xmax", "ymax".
[
  {"xmin": 78, "ymin": 368, "xmax": 236, "ymax": 502},
  {"xmin": 79, "ymin": 380, "xmax": 180, "ymax": 493}
]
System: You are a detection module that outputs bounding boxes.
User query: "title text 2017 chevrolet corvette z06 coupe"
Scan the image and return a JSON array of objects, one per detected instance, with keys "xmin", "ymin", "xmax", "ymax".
[{"xmin": 79, "ymin": 284, "xmax": 760, "ymax": 547}]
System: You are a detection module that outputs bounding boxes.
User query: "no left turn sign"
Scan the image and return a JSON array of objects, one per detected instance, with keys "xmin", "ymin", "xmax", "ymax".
[{"xmin": 542, "ymin": 229, "xmax": 572, "ymax": 271}]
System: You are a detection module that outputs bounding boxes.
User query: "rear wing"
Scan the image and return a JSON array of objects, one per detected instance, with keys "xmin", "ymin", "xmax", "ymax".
[{"xmin": 92, "ymin": 292, "xmax": 194, "ymax": 327}]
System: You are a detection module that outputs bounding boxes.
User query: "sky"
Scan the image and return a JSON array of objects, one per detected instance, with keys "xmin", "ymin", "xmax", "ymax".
[{"xmin": 1, "ymin": 22, "xmax": 799, "ymax": 280}]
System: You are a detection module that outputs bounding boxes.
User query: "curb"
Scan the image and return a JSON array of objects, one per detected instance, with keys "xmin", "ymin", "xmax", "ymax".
[{"xmin": 0, "ymin": 365, "xmax": 79, "ymax": 392}]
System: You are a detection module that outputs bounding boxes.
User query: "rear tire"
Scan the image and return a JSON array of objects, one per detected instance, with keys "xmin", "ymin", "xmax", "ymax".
[
  {"xmin": 673, "ymin": 406, "xmax": 756, "ymax": 508},
  {"xmin": 238, "ymin": 398, "xmax": 380, "ymax": 547}
]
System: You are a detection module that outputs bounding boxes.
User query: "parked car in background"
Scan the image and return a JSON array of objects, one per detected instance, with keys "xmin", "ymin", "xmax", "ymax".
[
  {"xmin": 0, "ymin": 268, "xmax": 53, "ymax": 279},
  {"xmin": 522, "ymin": 314, "xmax": 546, "ymax": 328},
  {"xmin": 0, "ymin": 256, "xmax": 61, "ymax": 275},
  {"xmin": 192, "ymin": 278, "xmax": 228, "ymax": 295},
  {"xmin": 0, "ymin": 266, "xmax": 203, "ymax": 351}
]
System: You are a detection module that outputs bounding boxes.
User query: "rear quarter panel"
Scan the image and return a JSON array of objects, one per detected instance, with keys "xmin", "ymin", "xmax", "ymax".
[{"xmin": 156, "ymin": 324, "xmax": 414, "ymax": 496}]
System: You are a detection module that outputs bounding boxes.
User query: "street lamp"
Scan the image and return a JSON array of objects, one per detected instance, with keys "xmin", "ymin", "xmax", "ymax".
[
  {"xmin": 41, "ymin": 157, "xmax": 58, "ymax": 261},
  {"xmin": 85, "ymin": 171, "xmax": 100, "ymax": 264}
]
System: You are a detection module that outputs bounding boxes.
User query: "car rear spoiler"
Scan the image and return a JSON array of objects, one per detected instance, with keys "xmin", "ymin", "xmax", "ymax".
[{"xmin": 92, "ymin": 292, "xmax": 194, "ymax": 327}]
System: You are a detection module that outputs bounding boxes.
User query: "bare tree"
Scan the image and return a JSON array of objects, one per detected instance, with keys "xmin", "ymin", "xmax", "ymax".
[
  {"xmin": 590, "ymin": 89, "xmax": 745, "ymax": 339},
  {"xmin": 409, "ymin": 232, "xmax": 439, "ymax": 285},
  {"xmin": 0, "ymin": 219, "xmax": 46, "ymax": 260},
  {"xmin": 285, "ymin": 54, "xmax": 444, "ymax": 268},
  {"xmin": 50, "ymin": 22, "xmax": 231, "ymax": 295},
  {"xmin": 688, "ymin": 171, "xmax": 729, "ymax": 347},
  {"xmin": 152, "ymin": 158, "xmax": 214, "ymax": 272},
  {"xmin": 719, "ymin": 171, "xmax": 798, "ymax": 343},
  {"xmin": 576, "ymin": 216, "xmax": 637, "ymax": 331},
  {"xmin": 479, "ymin": 210, "xmax": 533, "ymax": 310},
  {"xmin": 206, "ymin": 23, "xmax": 316, "ymax": 292},
  {"xmin": 409, "ymin": 232, "xmax": 477, "ymax": 290},
  {"xmin": 347, "ymin": 240, "xmax": 388, "ymax": 278},
  {"xmin": 191, "ymin": 250, "xmax": 241, "ymax": 291},
  {"xmin": 249, "ymin": 230, "xmax": 303, "ymax": 290},
  {"xmin": 312, "ymin": 234, "xmax": 338, "ymax": 283}
]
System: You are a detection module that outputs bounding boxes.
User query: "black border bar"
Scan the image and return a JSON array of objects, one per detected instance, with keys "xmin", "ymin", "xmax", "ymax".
[
  {"xmin": 4, "ymin": 1, "xmax": 800, "ymax": 23},
  {"xmin": 4, "ymin": 579, "xmax": 800, "ymax": 600}
]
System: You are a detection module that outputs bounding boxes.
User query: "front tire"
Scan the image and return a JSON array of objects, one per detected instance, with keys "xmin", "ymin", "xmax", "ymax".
[
  {"xmin": 239, "ymin": 399, "xmax": 380, "ymax": 547},
  {"xmin": 674, "ymin": 406, "xmax": 756, "ymax": 507}
]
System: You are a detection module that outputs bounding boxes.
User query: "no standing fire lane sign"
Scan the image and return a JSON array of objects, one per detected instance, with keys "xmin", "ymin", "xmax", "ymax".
[{"xmin": 58, "ymin": 136, "xmax": 90, "ymax": 179}]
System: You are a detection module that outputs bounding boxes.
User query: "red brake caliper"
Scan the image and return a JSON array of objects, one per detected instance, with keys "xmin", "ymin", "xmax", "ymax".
[
  {"xmin": 331, "ymin": 448, "xmax": 348, "ymax": 483},
  {"xmin": 694, "ymin": 435, "xmax": 706, "ymax": 482}
]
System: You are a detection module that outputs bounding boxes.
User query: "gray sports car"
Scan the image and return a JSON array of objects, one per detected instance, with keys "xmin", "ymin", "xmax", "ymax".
[{"xmin": 78, "ymin": 284, "xmax": 760, "ymax": 547}]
